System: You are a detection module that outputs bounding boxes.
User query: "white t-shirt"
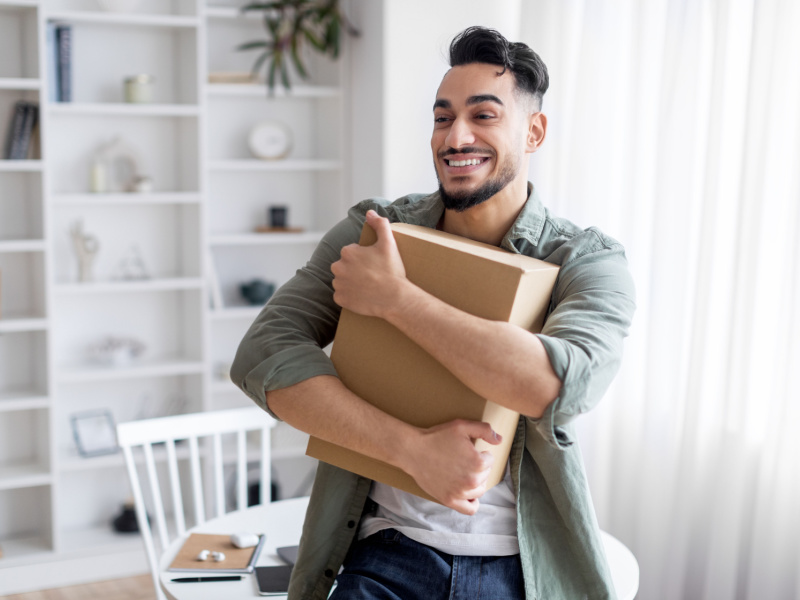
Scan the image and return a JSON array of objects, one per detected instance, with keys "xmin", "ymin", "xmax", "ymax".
[{"xmin": 358, "ymin": 463, "xmax": 519, "ymax": 556}]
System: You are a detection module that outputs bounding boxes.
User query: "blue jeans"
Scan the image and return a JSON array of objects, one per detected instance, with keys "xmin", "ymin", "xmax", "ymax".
[{"xmin": 329, "ymin": 529, "xmax": 525, "ymax": 600}]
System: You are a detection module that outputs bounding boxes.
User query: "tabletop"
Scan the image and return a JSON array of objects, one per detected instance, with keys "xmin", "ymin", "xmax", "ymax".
[{"xmin": 159, "ymin": 496, "xmax": 638, "ymax": 600}]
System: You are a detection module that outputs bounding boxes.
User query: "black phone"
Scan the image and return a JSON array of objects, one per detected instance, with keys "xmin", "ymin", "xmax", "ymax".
[{"xmin": 254, "ymin": 565, "xmax": 293, "ymax": 596}]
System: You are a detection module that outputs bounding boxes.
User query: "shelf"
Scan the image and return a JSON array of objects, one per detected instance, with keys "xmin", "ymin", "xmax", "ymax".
[
  {"xmin": 0, "ymin": 316, "xmax": 48, "ymax": 333},
  {"xmin": 0, "ymin": 239, "xmax": 46, "ymax": 253},
  {"xmin": 0, "ymin": 77, "xmax": 41, "ymax": 90},
  {"xmin": 51, "ymin": 192, "xmax": 202, "ymax": 206},
  {"xmin": 53, "ymin": 277, "xmax": 204, "ymax": 294},
  {"xmin": 45, "ymin": 11, "xmax": 200, "ymax": 29},
  {"xmin": 209, "ymin": 231, "xmax": 325, "ymax": 246},
  {"xmin": 204, "ymin": 5, "xmax": 261, "ymax": 20},
  {"xmin": 57, "ymin": 357, "xmax": 204, "ymax": 383},
  {"xmin": 210, "ymin": 378, "xmax": 238, "ymax": 394},
  {"xmin": 208, "ymin": 159, "xmax": 342, "ymax": 172},
  {"xmin": 60, "ymin": 525, "xmax": 143, "ymax": 556},
  {"xmin": 209, "ymin": 306, "xmax": 262, "ymax": 321},
  {"xmin": 0, "ymin": 462, "xmax": 51, "ymax": 491},
  {"xmin": 0, "ymin": 0, "xmax": 38, "ymax": 10},
  {"xmin": 0, "ymin": 390, "xmax": 49, "ymax": 413},
  {"xmin": 206, "ymin": 84, "xmax": 341, "ymax": 98},
  {"xmin": 48, "ymin": 102, "xmax": 201, "ymax": 117},
  {"xmin": 0, "ymin": 534, "xmax": 52, "ymax": 565},
  {"xmin": 0, "ymin": 160, "xmax": 43, "ymax": 172}
]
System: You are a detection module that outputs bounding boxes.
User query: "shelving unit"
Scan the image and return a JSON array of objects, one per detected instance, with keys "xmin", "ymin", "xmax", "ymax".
[{"xmin": 0, "ymin": 0, "xmax": 349, "ymax": 593}]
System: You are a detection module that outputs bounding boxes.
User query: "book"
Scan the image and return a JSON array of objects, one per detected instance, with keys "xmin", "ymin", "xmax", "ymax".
[
  {"xmin": 4, "ymin": 101, "xmax": 28, "ymax": 160},
  {"xmin": 46, "ymin": 22, "xmax": 59, "ymax": 102},
  {"xmin": 56, "ymin": 24, "xmax": 72, "ymax": 103},
  {"xmin": 168, "ymin": 533, "xmax": 265, "ymax": 573},
  {"xmin": 17, "ymin": 103, "xmax": 39, "ymax": 160}
]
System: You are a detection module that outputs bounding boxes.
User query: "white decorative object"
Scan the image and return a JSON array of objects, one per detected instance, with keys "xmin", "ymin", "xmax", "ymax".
[
  {"xmin": 87, "ymin": 336, "xmax": 146, "ymax": 366},
  {"xmin": 96, "ymin": 0, "xmax": 140, "ymax": 11},
  {"xmin": 230, "ymin": 532, "xmax": 259, "ymax": 549},
  {"xmin": 124, "ymin": 74, "xmax": 155, "ymax": 103},
  {"xmin": 71, "ymin": 410, "xmax": 119, "ymax": 457},
  {"xmin": 248, "ymin": 120, "xmax": 292, "ymax": 160},
  {"xmin": 70, "ymin": 220, "xmax": 99, "ymax": 282},
  {"xmin": 91, "ymin": 136, "xmax": 149, "ymax": 193},
  {"xmin": 113, "ymin": 245, "xmax": 150, "ymax": 280}
]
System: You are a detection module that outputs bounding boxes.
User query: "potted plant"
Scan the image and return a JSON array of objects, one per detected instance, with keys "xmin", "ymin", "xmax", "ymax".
[{"xmin": 238, "ymin": 0, "xmax": 359, "ymax": 93}]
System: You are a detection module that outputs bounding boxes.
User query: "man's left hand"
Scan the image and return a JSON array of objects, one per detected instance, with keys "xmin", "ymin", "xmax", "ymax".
[{"xmin": 331, "ymin": 210, "xmax": 407, "ymax": 318}]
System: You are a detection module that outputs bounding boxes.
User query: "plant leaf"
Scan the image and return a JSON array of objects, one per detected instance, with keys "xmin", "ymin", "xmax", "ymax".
[
  {"xmin": 237, "ymin": 40, "xmax": 269, "ymax": 51},
  {"xmin": 290, "ymin": 37, "xmax": 309, "ymax": 79},
  {"xmin": 250, "ymin": 49, "xmax": 272, "ymax": 80},
  {"xmin": 267, "ymin": 56, "xmax": 279, "ymax": 94},
  {"xmin": 280, "ymin": 53, "xmax": 291, "ymax": 90}
]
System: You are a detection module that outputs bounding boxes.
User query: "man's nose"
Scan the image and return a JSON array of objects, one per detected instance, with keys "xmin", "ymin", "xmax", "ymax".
[{"xmin": 445, "ymin": 116, "xmax": 475, "ymax": 149}]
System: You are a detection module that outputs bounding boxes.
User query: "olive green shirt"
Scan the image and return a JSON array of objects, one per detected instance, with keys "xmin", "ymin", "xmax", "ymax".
[{"xmin": 232, "ymin": 184, "xmax": 636, "ymax": 600}]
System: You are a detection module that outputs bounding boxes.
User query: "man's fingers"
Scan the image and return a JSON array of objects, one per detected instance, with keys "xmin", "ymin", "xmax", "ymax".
[
  {"xmin": 458, "ymin": 420, "xmax": 503, "ymax": 446},
  {"xmin": 365, "ymin": 209, "xmax": 394, "ymax": 247}
]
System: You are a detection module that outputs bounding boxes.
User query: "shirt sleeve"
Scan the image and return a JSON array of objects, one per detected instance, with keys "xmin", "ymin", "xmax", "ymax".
[
  {"xmin": 230, "ymin": 207, "xmax": 368, "ymax": 419},
  {"xmin": 530, "ymin": 229, "xmax": 637, "ymax": 449}
]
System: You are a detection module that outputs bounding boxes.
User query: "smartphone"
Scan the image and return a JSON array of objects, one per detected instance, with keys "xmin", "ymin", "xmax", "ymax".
[{"xmin": 254, "ymin": 565, "xmax": 293, "ymax": 596}]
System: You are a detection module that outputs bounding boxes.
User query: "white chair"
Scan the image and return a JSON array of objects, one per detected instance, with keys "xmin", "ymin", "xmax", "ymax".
[{"xmin": 117, "ymin": 407, "xmax": 276, "ymax": 600}]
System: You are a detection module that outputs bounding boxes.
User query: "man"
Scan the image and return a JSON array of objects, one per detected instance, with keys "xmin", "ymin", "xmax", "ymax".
[{"xmin": 232, "ymin": 26, "xmax": 635, "ymax": 600}]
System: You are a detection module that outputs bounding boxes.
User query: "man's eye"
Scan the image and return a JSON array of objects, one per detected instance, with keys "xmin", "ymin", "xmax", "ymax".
[
  {"xmin": 477, "ymin": 113, "xmax": 494, "ymax": 119},
  {"xmin": 434, "ymin": 116, "xmax": 450, "ymax": 123}
]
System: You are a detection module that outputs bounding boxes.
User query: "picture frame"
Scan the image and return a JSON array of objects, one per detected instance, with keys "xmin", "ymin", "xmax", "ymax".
[{"xmin": 71, "ymin": 409, "xmax": 120, "ymax": 457}]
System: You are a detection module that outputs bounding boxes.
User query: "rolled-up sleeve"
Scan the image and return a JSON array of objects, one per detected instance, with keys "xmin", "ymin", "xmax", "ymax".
[
  {"xmin": 530, "ymin": 230, "xmax": 636, "ymax": 449},
  {"xmin": 230, "ymin": 209, "xmax": 367, "ymax": 419}
]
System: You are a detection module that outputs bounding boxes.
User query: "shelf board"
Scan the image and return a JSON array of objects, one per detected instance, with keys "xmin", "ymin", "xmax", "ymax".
[
  {"xmin": 210, "ymin": 378, "xmax": 239, "ymax": 394},
  {"xmin": 59, "ymin": 525, "xmax": 143, "ymax": 556},
  {"xmin": 0, "ymin": 315, "xmax": 48, "ymax": 333},
  {"xmin": 209, "ymin": 306, "xmax": 262, "ymax": 321},
  {"xmin": 208, "ymin": 159, "xmax": 341, "ymax": 172},
  {"xmin": 204, "ymin": 5, "xmax": 261, "ymax": 19},
  {"xmin": 0, "ymin": 77, "xmax": 41, "ymax": 90},
  {"xmin": 48, "ymin": 102, "xmax": 201, "ymax": 117},
  {"xmin": 0, "ymin": 391, "xmax": 50, "ymax": 412},
  {"xmin": 209, "ymin": 231, "xmax": 324, "ymax": 246},
  {"xmin": 0, "ymin": 534, "xmax": 53, "ymax": 566},
  {"xmin": 57, "ymin": 357, "xmax": 205, "ymax": 383},
  {"xmin": 0, "ymin": 159, "xmax": 43, "ymax": 172},
  {"xmin": 0, "ymin": 238, "xmax": 46, "ymax": 252},
  {"xmin": 206, "ymin": 83, "xmax": 341, "ymax": 98},
  {"xmin": 0, "ymin": 462, "xmax": 51, "ymax": 490},
  {"xmin": 51, "ymin": 191, "xmax": 202, "ymax": 206},
  {"xmin": 0, "ymin": 0, "xmax": 39, "ymax": 10},
  {"xmin": 46, "ymin": 10, "xmax": 200, "ymax": 28},
  {"xmin": 54, "ymin": 277, "xmax": 204, "ymax": 294}
]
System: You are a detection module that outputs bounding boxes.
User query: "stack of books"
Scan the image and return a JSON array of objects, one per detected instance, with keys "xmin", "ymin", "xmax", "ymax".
[
  {"xmin": 47, "ymin": 22, "xmax": 72, "ymax": 102},
  {"xmin": 3, "ymin": 100, "xmax": 39, "ymax": 160}
]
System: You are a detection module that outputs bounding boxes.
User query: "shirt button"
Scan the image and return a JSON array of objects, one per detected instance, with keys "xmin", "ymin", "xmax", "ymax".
[
  {"xmin": 347, "ymin": 520, "xmax": 355, "ymax": 528},
  {"xmin": 324, "ymin": 569, "xmax": 334, "ymax": 578}
]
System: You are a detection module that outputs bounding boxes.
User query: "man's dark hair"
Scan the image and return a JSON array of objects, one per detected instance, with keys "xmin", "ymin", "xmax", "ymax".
[{"xmin": 449, "ymin": 26, "xmax": 549, "ymax": 110}]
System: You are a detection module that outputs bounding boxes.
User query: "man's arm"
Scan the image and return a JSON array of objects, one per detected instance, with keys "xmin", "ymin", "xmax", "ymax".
[
  {"xmin": 267, "ymin": 375, "xmax": 501, "ymax": 515},
  {"xmin": 331, "ymin": 210, "xmax": 562, "ymax": 418}
]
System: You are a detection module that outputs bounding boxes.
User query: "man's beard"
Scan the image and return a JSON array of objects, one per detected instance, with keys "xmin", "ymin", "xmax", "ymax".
[{"xmin": 436, "ymin": 151, "xmax": 520, "ymax": 212}]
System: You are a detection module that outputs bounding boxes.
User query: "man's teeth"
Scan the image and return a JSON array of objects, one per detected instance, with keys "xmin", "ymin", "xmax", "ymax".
[{"xmin": 447, "ymin": 158, "xmax": 483, "ymax": 167}]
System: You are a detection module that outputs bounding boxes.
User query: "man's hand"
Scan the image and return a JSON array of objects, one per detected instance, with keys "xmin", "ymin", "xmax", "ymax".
[
  {"xmin": 401, "ymin": 420, "xmax": 503, "ymax": 516},
  {"xmin": 331, "ymin": 210, "xmax": 407, "ymax": 318}
]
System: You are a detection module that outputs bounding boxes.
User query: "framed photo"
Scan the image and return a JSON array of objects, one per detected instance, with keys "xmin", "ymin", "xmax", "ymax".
[{"xmin": 71, "ymin": 410, "xmax": 119, "ymax": 457}]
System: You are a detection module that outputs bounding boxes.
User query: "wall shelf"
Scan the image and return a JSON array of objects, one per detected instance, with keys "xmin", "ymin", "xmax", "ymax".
[
  {"xmin": 209, "ymin": 306, "xmax": 262, "ymax": 321},
  {"xmin": 57, "ymin": 357, "xmax": 204, "ymax": 384},
  {"xmin": 45, "ymin": 11, "xmax": 200, "ymax": 29},
  {"xmin": 205, "ymin": 84, "xmax": 341, "ymax": 98},
  {"xmin": 0, "ymin": 77, "xmax": 41, "ymax": 90},
  {"xmin": 53, "ymin": 277, "xmax": 204, "ymax": 295},
  {"xmin": 0, "ymin": 239, "xmax": 46, "ymax": 252},
  {"xmin": 0, "ymin": 463, "xmax": 51, "ymax": 491},
  {"xmin": 0, "ymin": 316, "xmax": 48, "ymax": 333},
  {"xmin": 51, "ymin": 192, "xmax": 202, "ymax": 206},
  {"xmin": 208, "ymin": 159, "xmax": 341, "ymax": 172},
  {"xmin": 0, "ymin": 392, "xmax": 49, "ymax": 413},
  {"xmin": 0, "ymin": 160, "xmax": 43, "ymax": 172},
  {"xmin": 209, "ymin": 231, "xmax": 325, "ymax": 246},
  {"xmin": 48, "ymin": 103, "xmax": 201, "ymax": 117}
]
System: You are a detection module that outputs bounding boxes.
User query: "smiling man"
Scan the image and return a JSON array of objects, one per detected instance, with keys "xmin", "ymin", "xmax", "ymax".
[{"xmin": 232, "ymin": 27, "xmax": 635, "ymax": 600}]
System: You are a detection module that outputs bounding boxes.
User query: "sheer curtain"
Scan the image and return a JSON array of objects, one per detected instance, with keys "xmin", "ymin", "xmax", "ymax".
[{"xmin": 518, "ymin": 1, "xmax": 800, "ymax": 598}]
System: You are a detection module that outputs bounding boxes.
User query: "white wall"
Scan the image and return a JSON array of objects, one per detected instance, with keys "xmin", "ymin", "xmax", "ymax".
[{"xmin": 349, "ymin": 0, "xmax": 523, "ymax": 202}]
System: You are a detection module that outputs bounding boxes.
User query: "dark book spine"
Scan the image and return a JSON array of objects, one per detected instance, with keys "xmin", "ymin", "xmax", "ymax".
[
  {"xmin": 46, "ymin": 22, "xmax": 59, "ymax": 102},
  {"xmin": 56, "ymin": 24, "xmax": 72, "ymax": 103},
  {"xmin": 17, "ymin": 103, "xmax": 39, "ymax": 160},
  {"xmin": 4, "ymin": 101, "xmax": 28, "ymax": 160}
]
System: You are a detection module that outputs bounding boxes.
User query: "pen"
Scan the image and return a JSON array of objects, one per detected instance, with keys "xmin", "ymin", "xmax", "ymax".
[{"xmin": 171, "ymin": 576, "xmax": 243, "ymax": 583}]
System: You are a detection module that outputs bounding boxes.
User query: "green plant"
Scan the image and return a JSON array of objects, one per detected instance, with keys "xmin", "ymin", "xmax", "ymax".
[{"xmin": 238, "ymin": 0, "xmax": 359, "ymax": 93}]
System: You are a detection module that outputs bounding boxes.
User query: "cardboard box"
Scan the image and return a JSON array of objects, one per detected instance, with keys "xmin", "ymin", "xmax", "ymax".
[{"xmin": 306, "ymin": 222, "xmax": 560, "ymax": 501}]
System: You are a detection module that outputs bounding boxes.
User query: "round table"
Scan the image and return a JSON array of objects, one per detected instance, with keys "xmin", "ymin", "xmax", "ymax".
[{"xmin": 160, "ymin": 496, "xmax": 638, "ymax": 600}]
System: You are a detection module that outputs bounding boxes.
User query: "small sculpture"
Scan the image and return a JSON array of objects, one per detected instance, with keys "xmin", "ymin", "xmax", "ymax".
[
  {"xmin": 70, "ymin": 220, "xmax": 99, "ymax": 282},
  {"xmin": 114, "ymin": 245, "xmax": 150, "ymax": 280},
  {"xmin": 240, "ymin": 279, "xmax": 276, "ymax": 305}
]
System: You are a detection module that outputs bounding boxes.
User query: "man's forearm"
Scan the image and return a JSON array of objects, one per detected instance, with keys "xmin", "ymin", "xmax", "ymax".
[{"xmin": 385, "ymin": 281, "xmax": 561, "ymax": 418}]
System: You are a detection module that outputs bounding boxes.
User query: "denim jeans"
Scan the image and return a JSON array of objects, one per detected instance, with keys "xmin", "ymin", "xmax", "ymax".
[{"xmin": 329, "ymin": 528, "xmax": 525, "ymax": 600}]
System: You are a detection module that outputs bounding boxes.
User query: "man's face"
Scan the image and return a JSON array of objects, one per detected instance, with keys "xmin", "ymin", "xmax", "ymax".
[{"xmin": 431, "ymin": 63, "xmax": 532, "ymax": 212}]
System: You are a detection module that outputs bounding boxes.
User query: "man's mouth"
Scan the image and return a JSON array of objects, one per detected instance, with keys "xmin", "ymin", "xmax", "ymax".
[{"xmin": 445, "ymin": 157, "xmax": 488, "ymax": 167}]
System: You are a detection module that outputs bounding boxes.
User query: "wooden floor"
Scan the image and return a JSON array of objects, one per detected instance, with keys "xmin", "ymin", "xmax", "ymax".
[{"xmin": 4, "ymin": 575, "xmax": 155, "ymax": 600}]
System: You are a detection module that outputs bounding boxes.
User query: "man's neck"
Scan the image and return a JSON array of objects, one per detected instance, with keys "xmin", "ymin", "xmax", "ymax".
[{"xmin": 441, "ymin": 178, "xmax": 529, "ymax": 247}]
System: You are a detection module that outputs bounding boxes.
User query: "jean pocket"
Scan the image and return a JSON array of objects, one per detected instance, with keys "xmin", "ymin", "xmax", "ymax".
[{"xmin": 367, "ymin": 528, "xmax": 403, "ymax": 545}]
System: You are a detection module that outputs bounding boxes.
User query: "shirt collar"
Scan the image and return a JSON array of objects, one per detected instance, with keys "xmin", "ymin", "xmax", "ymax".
[{"xmin": 398, "ymin": 182, "xmax": 546, "ymax": 253}]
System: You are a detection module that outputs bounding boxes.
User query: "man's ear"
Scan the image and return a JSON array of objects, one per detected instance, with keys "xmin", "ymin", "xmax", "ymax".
[{"xmin": 526, "ymin": 112, "xmax": 547, "ymax": 153}]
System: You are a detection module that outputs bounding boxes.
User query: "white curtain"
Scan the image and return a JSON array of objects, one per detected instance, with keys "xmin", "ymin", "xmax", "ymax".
[{"xmin": 519, "ymin": 1, "xmax": 800, "ymax": 598}]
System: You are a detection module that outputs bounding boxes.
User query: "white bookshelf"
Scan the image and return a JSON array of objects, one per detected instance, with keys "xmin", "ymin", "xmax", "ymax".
[{"xmin": 0, "ymin": 0, "xmax": 347, "ymax": 592}]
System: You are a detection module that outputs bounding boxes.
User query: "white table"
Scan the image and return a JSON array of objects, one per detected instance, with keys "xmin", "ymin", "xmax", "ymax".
[{"xmin": 160, "ymin": 496, "xmax": 638, "ymax": 600}]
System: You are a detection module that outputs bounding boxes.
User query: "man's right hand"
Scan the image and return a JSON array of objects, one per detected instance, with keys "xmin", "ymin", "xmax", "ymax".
[{"xmin": 400, "ymin": 420, "xmax": 502, "ymax": 516}]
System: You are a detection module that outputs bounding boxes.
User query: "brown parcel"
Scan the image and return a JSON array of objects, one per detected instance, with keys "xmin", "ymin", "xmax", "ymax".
[{"xmin": 306, "ymin": 222, "xmax": 560, "ymax": 502}]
